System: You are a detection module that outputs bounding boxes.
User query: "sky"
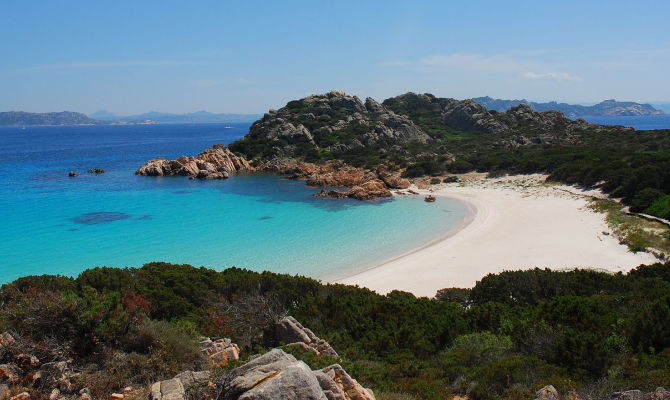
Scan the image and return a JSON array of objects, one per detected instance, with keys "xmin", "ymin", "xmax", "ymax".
[{"xmin": 1, "ymin": 0, "xmax": 669, "ymax": 114}]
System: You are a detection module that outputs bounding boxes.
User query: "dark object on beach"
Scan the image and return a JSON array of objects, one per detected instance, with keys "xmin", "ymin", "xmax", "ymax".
[
  {"xmin": 87, "ymin": 168, "xmax": 106, "ymax": 174},
  {"xmin": 68, "ymin": 171, "xmax": 78, "ymax": 177},
  {"xmin": 407, "ymin": 189, "xmax": 419, "ymax": 195},
  {"xmin": 425, "ymin": 195, "xmax": 436, "ymax": 202},
  {"xmin": 443, "ymin": 176, "xmax": 461, "ymax": 183}
]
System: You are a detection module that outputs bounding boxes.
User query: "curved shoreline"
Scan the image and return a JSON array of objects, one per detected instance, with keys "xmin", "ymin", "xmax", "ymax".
[
  {"xmin": 335, "ymin": 175, "xmax": 658, "ymax": 297},
  {"xmin": 332, "ymin": 196, "xmax": 479, "ymax": 282}
]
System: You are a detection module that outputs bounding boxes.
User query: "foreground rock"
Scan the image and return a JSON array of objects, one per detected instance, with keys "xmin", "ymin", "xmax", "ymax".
[
  {"xmin": 222, "ymin": 349, "xmax": 374, "ymax": 400},
  {"xmin": 276, "ymin": 317, "xmax": 339, "ymax": 359},
  {"xmin": 199, "ymin": 337, "xmax": 240, "ymax": 367},
  {"xmin": 149, "ymin": 349, "xmax": 374, "ymax": 400},
  {"xmin": 150, "ymin": 370, "xmax": 212, "ymax": 400},
  {"xmin": 136, "ymin": 144, "xmax": 253, "ymax": 179}
]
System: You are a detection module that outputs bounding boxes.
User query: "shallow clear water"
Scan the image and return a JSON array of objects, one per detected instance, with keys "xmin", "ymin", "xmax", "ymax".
[{"xmin": 0, "ymin": 124, "xmax": 468, "ymax": 284}]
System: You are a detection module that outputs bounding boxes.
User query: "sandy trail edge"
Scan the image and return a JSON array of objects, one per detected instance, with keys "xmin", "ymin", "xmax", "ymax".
[{"xmin": 334, "ymin": 175, "xmax": 658, "ymax": 297}]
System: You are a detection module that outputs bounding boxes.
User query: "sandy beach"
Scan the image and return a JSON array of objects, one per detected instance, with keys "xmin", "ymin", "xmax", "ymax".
[{"xmin": 337, "ymin": 174, "xmax": 659, "ymax": 297}]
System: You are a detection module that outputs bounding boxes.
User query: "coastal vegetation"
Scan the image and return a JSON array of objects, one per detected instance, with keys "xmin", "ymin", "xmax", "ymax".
[
  {"xmin": 588, "ymin": 199, "xmax": 670, "ymax": 255},
  {"xmin": 2, "ymin": 262, "xmax": 670, "ymax": 399}
]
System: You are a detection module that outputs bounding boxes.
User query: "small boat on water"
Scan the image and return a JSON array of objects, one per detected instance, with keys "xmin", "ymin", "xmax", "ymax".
[{"xmin": 424, "ymin": 195, "xmax": 436, "ymax": 202}]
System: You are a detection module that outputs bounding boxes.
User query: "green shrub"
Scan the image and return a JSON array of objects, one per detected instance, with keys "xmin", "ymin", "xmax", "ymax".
[{"xmin": 646, "ymin": 195, "xmax": 670, "ymax": 219}]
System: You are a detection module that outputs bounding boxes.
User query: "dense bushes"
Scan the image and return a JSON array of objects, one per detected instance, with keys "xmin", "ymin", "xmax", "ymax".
[{"xmin": 2, "ymin": 262, "xmax": 670, "ymax": 399}]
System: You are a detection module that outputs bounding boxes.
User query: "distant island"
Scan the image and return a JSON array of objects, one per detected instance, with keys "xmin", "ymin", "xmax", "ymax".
[
  {"xmin": 473, "ymin": 96, "xmax": 664, "ymax": 117},
  {"xmin": 89, "ymin": 110, "xmax": 262, "ymax": 124},
  {"xmin": 0, "ymin": 111, "xmax": 109, "ymax": 126},
  {"xmin": 0, "ymin": 110, "xmax": 261, "ymax": 126}
]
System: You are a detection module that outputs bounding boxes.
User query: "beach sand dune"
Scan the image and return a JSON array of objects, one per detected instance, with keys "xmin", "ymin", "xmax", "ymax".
[{"xmin": 336, "ymin": 174, "xmax": 658, "ymax": 297}]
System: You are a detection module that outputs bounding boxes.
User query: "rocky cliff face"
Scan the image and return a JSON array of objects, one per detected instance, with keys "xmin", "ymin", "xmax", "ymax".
[
  {"xmin": 383, "ymin": 92, "xmax": 621, "ymax": 136},
  {"xmin": 136, "ymin": 144, "xmax": 253, "ymax": 179},
  {"xmin": 230, "ymin": 90, "xmax": 430, "ymax": 159}
]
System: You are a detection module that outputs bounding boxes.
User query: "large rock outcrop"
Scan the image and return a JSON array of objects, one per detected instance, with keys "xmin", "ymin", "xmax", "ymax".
[
  {"xmin": 199, "ymin": 337, "xmax": 240, "ymax": 367},
  {"xmin": 136, "ymin": 144, "xmax": 253, "ymax": 179},
  {"xmin": 222, "ymin": 349, "xmax": 374, "ymax": 400},
  {"xmin": 276, "ymin": 317, "xmax": 339, "ymax": 359},
  {"xmin": 256, "ymin": 158, "xmax": 399, "ymax": 200},
  {"xmin": 232, "ymin": 90, "xmax": 430, "ymax": 158},
  {"xmin": 149, "ymin": 349, "xmax": 374, "ymax": 400}
]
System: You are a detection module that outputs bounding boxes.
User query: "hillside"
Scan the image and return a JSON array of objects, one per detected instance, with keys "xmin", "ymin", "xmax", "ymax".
[
  {"xmin": 1, "ymin": 262, "xmax": 669, "ymax": 399},
  {"xmin": 227, "ymin": 90, "xmax": 670, "ymax": 220},
  {"xmin": 0, "ymin": 111, "xmax": 104, "ymax": 126},
  {"xmin": 473, "ymin": 96, "xmax": 665, "ymax": 117}
]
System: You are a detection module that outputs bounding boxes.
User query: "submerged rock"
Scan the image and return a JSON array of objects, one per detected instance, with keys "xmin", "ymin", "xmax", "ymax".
[{"xmin": 71, "ymin": 212, "xmax": 131, "ymax": 225}]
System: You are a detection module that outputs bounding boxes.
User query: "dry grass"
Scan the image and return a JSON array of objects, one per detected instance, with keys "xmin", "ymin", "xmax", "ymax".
[{"xmin": 589, "ymin": 198, "xmax": 670, "ymax": 258}]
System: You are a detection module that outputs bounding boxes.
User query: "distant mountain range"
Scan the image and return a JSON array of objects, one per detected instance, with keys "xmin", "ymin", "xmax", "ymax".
[
  {"xmin": 0, "ymin": 111, "xmax": 105, "ymax": 126},
  {"xmin": 89, "ymin": 110, "xmax": 262, "ymax": 124},
  {"xmin": 0, "ymin": 110, "xmax": 262, "ymax": 126},
  {"xmin": 473, "ymin": 97, "xmax": 665, "ymax": 117}
]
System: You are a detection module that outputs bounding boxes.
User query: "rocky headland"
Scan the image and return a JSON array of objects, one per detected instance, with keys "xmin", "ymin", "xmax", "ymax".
[
  {"xmin": 233, "ymin": 90, "xmax": 430, "ymax": 158},
  {"xmin": 136, "ymin": 89, "xmax": 666, "ymax": 205},
  {"xmin": 136, "ymin": 145, "xmax": 410, "ymax": 200},
  {"xmin": 135, "ymin": 144, "xmax": 253, "ymax": 180}
]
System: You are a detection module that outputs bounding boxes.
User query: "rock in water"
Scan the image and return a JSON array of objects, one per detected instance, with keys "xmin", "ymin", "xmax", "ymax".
[{"xmin": 136, "ymin": 144, "xmax": 252, "ymax": 179}]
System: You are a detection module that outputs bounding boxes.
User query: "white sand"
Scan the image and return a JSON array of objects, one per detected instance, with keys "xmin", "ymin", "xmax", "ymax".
[{"xmin": 336, "ymin": 174, "xmax": 658, "ymax": 297}]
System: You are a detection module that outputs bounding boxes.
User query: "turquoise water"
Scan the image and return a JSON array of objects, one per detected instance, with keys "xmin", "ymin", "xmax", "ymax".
[{"xmin": 0, "ymin": 124, "xmax": 468, "ymax": 284}]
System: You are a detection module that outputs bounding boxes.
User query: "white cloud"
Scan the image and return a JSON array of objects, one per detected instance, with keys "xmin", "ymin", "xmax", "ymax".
[{"xmin": 522, "ymin": 72, "xmax": 582, "ymax": 81}]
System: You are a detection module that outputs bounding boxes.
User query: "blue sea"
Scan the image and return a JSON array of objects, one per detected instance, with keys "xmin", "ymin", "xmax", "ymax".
[
  {"xmin": 0, "ymin": 123, "xmax": 468, "ymax": 285},
  {"xmin": 580, "ymin": 115, "xmax": 670, "ymax": 130}
]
